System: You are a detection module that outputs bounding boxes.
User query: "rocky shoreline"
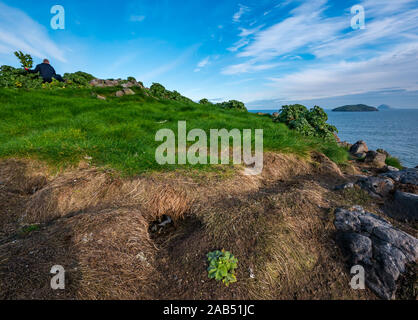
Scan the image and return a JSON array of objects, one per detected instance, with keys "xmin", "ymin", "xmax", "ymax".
[{"xmin": 333, "ymin": 139, "xmax": 417, "ymax": 299}]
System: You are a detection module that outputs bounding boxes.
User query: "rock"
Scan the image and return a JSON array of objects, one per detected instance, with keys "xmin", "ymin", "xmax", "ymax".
[
  {"xmin": 115, "ymin": 90, "xmax": 125, "ymax": 97},
  {"xmin": 364, "ymin": 151, "xmax": 387, "ymax": 168},
  {"xmin": 105, "ymin": 80, "xmax": 119, "ymax": 87},
  {"xmin": 393, "ymin": 190, "xmax": 418, "ymax": 221},
  {"xmin": 334, "ymin": 182, "xmax": 355, "ymax": 191},
  {"xmin": 122, "ymin": 82, "xmax": 135, "ymax": 88},
  {"xmin": 353, "ymin": 152, "xmax": 366, "ymax": 159},
  {"xmin": 336, "ymin": 232, "xmax": 372, "ymax": 264},
  {"xmin": 377, "ymin": 149, "xmax": 391, "ymax": 157},
  {"xmin": 350, "ymin": 140, "xmax": 368, "ymax": 155},
  {"xmin": 386, "ymin": 166, "xmax": 399, "ymax": 172},
  {"xmin": 334, "ymin": 206, "xmax": 418, "ymax": 299},
  {"xmin": 123, "ymin": 88, "xmax": 135, "ymax": 95},
  {"xmin": 96, "ymin": 94, "xmax": 106, "ymax": 100},
  {"xmin": 381, "ymin": 168, "xmax": 418, "ymax": 186},
  {"xmin": 338, "ymin": 141, "xmax": 352, "ymax": 149},
  {"xmin": 356, "ymin": 176, "xmax": 395, "ymax": 197}
]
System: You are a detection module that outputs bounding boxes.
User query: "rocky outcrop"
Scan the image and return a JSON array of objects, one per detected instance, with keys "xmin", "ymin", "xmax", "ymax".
[
  {"xmin": 89, "ymin": 78, "xmax": 145, "ymax": 89},
  {"xmin": 364, "ymin": 151, "xmax": 387, "ymax": 168},
  {"xmin": 334, "ymin": 206, "xmax": 418, "ymax": 299},
  {"xmin": 393, "ymin": 191, "xmax": 418, "ymax": 221},
  {"xmin": 356, "ymin": 176, "xmax": 395, "ymax": 197},
  {"xmin": 380, "ymin": 168, "xmax": 418, "ymax": 186},
  {"xmin": 350, "ymin": 140, "xmax": 368, "ymax": 158}
]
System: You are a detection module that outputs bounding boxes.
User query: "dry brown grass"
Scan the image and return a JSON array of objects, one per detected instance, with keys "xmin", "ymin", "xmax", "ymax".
[{"xmin": 0, "ymin": 153, "xmax": 385, "ymax": 300}]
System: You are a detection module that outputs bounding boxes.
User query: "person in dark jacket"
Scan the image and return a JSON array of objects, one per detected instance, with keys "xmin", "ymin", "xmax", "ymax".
[{"xmin": 25, "ymin": 59, "xmax": 64, "ymax": 83}]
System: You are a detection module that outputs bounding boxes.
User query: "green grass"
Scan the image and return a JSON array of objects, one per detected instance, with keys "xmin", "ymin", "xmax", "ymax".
[
  {"xmin": 0, "ymin": 87, "xmax": 348, "ymax": 176},
  {"xmin": 386, "ymin": 156, "xmax": 402, "ymax": 169}
]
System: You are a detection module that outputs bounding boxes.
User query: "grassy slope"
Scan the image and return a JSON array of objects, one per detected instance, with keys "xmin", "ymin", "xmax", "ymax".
[{"xmin": 0, "ymin": 87, "xmax": 347, "ymax": 175}]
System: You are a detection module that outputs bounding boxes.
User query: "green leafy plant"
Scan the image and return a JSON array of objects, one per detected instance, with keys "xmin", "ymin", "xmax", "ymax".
[
  {"xmin": 0, "ymin": 65, "xmax": 43, "ymax": 89},
  {"xmin": 199, "ymin": 98, "xmax": 211, "ymax": 105},
  {"xmin": 217, "ymin": 100, "xmax": 247, "ymax": 112},
  {"xmin": 19, "ymin": 224, "xmax": 40, "ymax": 236},
  {"xmin": 207, "ymin": 249, "xmax": 238, "ymax": 286},
  {"xmin": 63, "ymin": 71, "xmax": 94, "ymax": 86},
  {"xmin": 14, "ymin": 51, "xmax": 33, "ymax": 69},
  {"xmin": 276, "ymin": 104, "xmax": 338, "ymax": 141}
]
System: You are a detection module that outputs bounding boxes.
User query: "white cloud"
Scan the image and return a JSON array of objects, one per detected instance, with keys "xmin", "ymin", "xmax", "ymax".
[
  {"xmin": 227, "ymin": 38, "xmax": 250, "ymax": 52},
  {"xmin": 233, "ymin": 4, "xmax": 250, "ymax": 23},
  {"xmin": 141, "ymin": 45, "xmax": 199, "ymax": 81},
  {"xmin": 0, "ymin": 2, "xmax": 66, "ymax": 63},
  {"xmin": 267, "ymin": 43, "xmax": 418, "ymax": 100},
  {"xmin": 194, "ymin": 56, "xmax": 210, "ymax": 72},
  {"xmin": 222, "ymin": 60, "xmax": 281, "ymax": 75},
  {"xmin": 130, "ymin": 15, "xmax": 146, "ymax": 22},
  {"xmin": 238, "ymin": 1, "xmax": 344, "ymax": 60}
]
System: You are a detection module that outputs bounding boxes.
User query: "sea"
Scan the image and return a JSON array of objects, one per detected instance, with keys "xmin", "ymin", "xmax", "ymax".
[{"xmin": 250, "ymin": 109, "xmax": 418, "ymax": 168}]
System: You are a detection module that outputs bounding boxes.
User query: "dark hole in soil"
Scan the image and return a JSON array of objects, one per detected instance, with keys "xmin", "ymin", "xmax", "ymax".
[{"xmin": 149, "ymin": 215, "xmax": 175, "ymax": 238}]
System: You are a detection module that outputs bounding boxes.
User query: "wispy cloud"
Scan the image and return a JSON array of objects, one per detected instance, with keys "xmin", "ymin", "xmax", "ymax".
[
  {"xmin": 222, "ymin": 60, "xmax": 281, "ymax": 75},
  {"xmin": 0, "ymin": 2, "xmax": 66, "ymax": 63},
  {"xmin": 267, "ymin": 43, "xmax": 418, "ymax": 100},
  {"xmin": 141, "ymin": 45, "xmax": 199, "ymax": 81},
  {"xmin": 130, "ymin": 15, "xmax": 146, "ymax": 22},
  {"xmin": 194, "ymin": 56, "xmax": 210, "ymax": 72},
  {"xmin": 233, "ymin": 4, "xmax": 250, "ymax": 23}
]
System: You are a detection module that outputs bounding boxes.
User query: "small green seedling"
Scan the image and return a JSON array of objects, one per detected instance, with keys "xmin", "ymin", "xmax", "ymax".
[
  {"xmin": 14, "ymin": 51, "xmax": 33, "ymax": 69},
  {"xmin": 19, "ymin": 224, "xmax": 40, "ymax": 236},
  {"xmin": 207, "ymin": 249, "xmax": 238, "ymax": 287}
]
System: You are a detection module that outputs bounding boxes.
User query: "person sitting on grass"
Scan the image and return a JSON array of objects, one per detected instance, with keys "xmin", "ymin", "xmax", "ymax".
[{"xmin": 25, "ymin": 59, "xmax": 64, "ymax": 83}]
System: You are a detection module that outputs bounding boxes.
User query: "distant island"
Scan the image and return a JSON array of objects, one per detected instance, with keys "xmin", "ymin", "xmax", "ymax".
[
  {"xmin": 332, "ymin": 104, "xmax": 379, "ymax": 112},
  {"xmin": 378, "ymin": 104, "xmax": 391, "ymax": 110}
]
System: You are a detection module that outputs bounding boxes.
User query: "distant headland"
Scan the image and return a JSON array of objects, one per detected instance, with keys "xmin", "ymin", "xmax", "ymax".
[
  {"xmin": 332, "ymin": 104, "xmax": 379, "ymax": 112},
  {"xmin": 378, "ymin": 104, "xmax": 392, "ymax": 111}
]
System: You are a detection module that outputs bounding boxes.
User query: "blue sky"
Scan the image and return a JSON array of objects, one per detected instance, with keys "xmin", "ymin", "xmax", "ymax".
[{"xmin": 0, "ymin": 0, "xmax": 417, "ymax": 109}]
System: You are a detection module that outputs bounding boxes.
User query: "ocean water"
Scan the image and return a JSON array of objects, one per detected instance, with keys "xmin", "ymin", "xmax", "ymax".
[{"xmin": 250, "ymin": 109, "xmax": 418, "ymax": 168}]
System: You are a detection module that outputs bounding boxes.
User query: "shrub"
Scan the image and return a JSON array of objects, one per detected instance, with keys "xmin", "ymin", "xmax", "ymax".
[
  {"xmin": 14, "ymin": 51, "xmax": 33, "ymax": 69},
  {"xmin": 278, "ymin": 104, "xmax": 308, "ymax": 123},
  {"xmin": 127, "ymin": 76, "xmax": 136, "ymax": 82},
  {"xmin": 217, "ymin": 100, "xmax": 247, "ymax": 112},
  {"xmin": 0, "ymin": 65, "xmax": 43, "ymax": 89},
  {"xmin": 386, "ymin": 156, "xmax": 402, "ymax": 169},
  {"xmin": 63, "ymin": 71, "xmax": 95, "ymax": 86},
  {"xmin": 199, "ymin": 98, "xmax": 211, "ymax": 105},
  {"xmin": 207, "ymin": 250, "xmax": 238, "ymax": 287},
  {"xmin": 150, "ymin": 82, "xmax": 166, "ymax": 97},
  {"xmin": 277, "ymin": 104, "xmax": 338, "ymax": 141}
]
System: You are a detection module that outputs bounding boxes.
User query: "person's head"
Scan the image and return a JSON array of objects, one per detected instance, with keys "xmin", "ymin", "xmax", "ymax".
[{"xmin": 43, "ymin": 59, "xmax": 50, "ymax": 64}]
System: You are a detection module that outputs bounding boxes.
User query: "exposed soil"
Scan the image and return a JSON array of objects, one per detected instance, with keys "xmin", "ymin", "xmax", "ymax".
[{"xmin": 0, "ymin": 153, "xmax": 415, "ymax": 300}]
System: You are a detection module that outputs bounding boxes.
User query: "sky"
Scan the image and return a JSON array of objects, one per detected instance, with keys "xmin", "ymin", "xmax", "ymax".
[{"xmin": 0, "ymin": 0, "xmax": 417, "ymax": 109}]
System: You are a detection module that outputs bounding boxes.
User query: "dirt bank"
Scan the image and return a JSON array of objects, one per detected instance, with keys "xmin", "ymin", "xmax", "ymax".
[{"xmin": 0, "ymin": 153, "xmax": 414, "ymax": 299}]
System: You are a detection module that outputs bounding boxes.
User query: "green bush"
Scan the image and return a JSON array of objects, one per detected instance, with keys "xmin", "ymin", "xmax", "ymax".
[
  {"xmin": 217, "ymin": 100, "xmax": 247, "ymax": 112},
  {"xmin": 0, "ymin": 65, "xmax": 43, "ymax": 89},
  {"xmin": 207, "ymin": 250, "xmax": 238, "ymax": 287},
  {"xmin": 199, "ymin": 98, "xmax": 211, "ymax": 105},
  {"xmin": 150, "ymin": 82, "xmax": 166, "ymax": 97},
  {"xmin": 63, "ymin": 71, "xmax": 95, "ymax": 86},
  {"xmin": 14, "ymin": 51, "xmax": 33, "ymax": 69},
  {"xmin": 277, "ymin": 104, "xmax": 338, "ymax": 141}
]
